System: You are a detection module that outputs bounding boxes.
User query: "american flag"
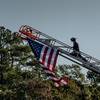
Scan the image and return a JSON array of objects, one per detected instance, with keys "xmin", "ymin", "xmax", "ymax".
[
  {"xmin": 50, "ymin": 75, "xmax": 69, "ymax": 87},
  {"xmin": 27, "ymin": 38, "xmax": 69, "ymax": 87},
  {"xmin": 27, "ymin": 38, "xmax": 59, "ymax": 72}
]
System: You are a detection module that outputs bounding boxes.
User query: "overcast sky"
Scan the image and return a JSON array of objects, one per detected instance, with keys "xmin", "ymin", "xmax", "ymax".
[{"xmin": 0, "ymin": 0, "xmax": 100, "ymax": 72}]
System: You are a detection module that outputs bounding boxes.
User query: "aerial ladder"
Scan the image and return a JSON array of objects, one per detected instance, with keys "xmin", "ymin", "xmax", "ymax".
[{"xmin": 19, "ymin": 25, "xmax": 100, "ymax": 74}]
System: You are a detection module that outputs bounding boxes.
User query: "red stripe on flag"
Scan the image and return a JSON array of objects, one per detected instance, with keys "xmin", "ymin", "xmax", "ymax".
[
  {"xmin": 41, "ymin": 47, "xmax": 48, "ymax": 65},
  {"xmin": 47, "ymin": 48, "xmax": 54, "ymax": 69},
  {"xmin": 50, "ymin": 75, "xmax": 69, "ymax": 87}
]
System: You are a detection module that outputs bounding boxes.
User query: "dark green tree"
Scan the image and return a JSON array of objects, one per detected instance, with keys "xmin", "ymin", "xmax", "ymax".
[{"xmin": 1, "ymin": 26, "xmax": 100, "ymax": 100}]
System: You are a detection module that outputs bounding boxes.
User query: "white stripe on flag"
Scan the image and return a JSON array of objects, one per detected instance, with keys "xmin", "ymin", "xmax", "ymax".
[
  {"xmin": 54, "ymin": 82, "xmax": 60, "ymax": 87},
  {"xmin": 44, "ymin": 48, "xmax": 52, "ymax": 67},
  {"xmin": 49, "ymin": 49, "xmax": 57, "ymax": 71},
  {"xmin": 60, "ymin": 79, "xmax": 67, "ymax": 85},
  {"xmin": 39, "ymin": 46, "xmax": 46, "ymax": 63}
]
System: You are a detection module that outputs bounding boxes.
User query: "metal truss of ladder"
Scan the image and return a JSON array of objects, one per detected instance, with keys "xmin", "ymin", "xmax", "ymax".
[{"xmin": 19, "ymin": 25, "xmax": 100, "ymax": 74}]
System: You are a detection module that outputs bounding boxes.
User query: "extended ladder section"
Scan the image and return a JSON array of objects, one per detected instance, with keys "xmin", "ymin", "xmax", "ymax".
[{"xmin": 19, "ymin": 25, "xmax": 100, "ymax": 74}]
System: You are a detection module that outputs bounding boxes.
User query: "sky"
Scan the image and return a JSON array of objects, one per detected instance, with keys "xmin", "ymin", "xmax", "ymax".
[{"xmin": 0, "ymin": 0, "xmax": 100, "ymax": 72}]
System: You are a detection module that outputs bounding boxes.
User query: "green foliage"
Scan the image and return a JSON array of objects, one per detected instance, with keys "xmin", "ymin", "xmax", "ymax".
[{"xmin": 0, "ymin": 26, "xmax": 100, "ymax": 100}]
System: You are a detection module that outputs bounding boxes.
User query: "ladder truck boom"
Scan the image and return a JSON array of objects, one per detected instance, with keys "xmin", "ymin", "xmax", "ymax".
[{"xmin": 19, "ymin": 25, "xmax": 100, "ymax": 74}]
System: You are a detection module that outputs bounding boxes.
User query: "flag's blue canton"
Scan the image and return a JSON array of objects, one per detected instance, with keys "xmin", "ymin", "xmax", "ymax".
[{"xmin": 27, "ymin": 38, "xmax": 44, "ymax": 60}]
